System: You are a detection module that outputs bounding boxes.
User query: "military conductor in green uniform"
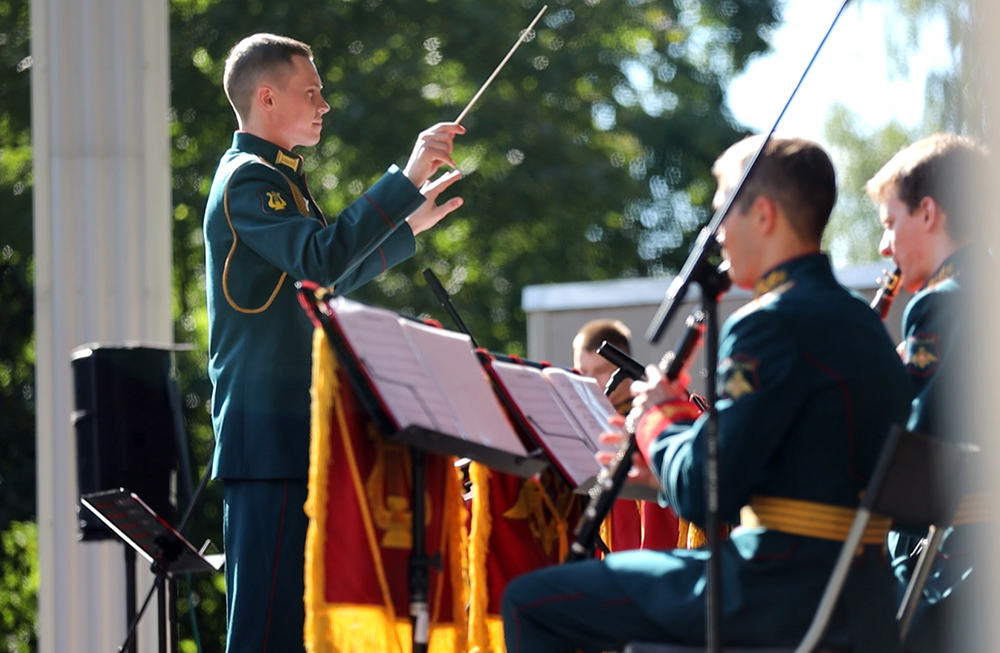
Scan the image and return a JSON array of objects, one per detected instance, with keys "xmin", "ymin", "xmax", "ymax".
[
  {"xmin": 501, "ymin": 136, "xmax": 913, "ymax": 651},
  {"xmin": 203, "ymin": 33, "xmax": 465, "ymax": 653}
]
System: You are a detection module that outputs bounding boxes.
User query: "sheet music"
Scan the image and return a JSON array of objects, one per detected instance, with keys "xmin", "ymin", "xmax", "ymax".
[
  {"xmin": 401, "ymin": 321, "xmax": 527, "ymax": 456},
  {"xmin": 541, "ymin": 367, "xmax": 621, "ymax": 456},
  {"xmin": 332, "ymin": 300, "xmax": 454, "ymax": 433},
  {"xmin": 330, "ymin": 298, "xmax": 527, "ymax": 457},
  {"xmin": 489, "ymin": 361, "xmax": 603, "ymax": 486}
]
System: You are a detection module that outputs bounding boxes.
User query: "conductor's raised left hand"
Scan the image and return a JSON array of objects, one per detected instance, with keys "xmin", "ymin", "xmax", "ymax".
[{"xmin": 406, "ymin": 169, "xmax": 464, "ymax": 236}]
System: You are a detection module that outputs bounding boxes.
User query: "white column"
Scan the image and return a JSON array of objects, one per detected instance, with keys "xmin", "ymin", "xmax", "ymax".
[{"xmin": 31, "ymin": 1, "xmax": 172, "ymax": 652}]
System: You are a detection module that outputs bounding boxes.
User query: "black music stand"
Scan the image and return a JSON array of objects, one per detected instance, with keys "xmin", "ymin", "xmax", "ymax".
[
  {"xmin": 81, "ymin": 489, "xmax": 223, "ymax": 653},
  {"xmin": 297, "ymin": 284, "xmax": 546, "ymax": 653}
]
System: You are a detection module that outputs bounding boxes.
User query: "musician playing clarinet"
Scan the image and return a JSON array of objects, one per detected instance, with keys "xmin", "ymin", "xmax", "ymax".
[
  {"xmin": 573, "ymin": 319, "xmax": 686, "ymax": 552},
  {"xmin": 203, "ymin": 33, "xmax": 464, "ymax": 653},
  {"xmin": 867, "ymin": 133, "xmax": 990, "ymax": 652},
  {"xmin": 501, "ymin": 136, "xmax": 912, "ymax": 652}
]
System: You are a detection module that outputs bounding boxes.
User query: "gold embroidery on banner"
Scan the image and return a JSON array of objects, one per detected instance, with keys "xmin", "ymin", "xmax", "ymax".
[
  {"xmin": 502, "ymin": 476, "xmax": 574, "ymax": 557},
  {"xmin": 364, "ymin": 423, "xmax": 431, "ymax": 549}
]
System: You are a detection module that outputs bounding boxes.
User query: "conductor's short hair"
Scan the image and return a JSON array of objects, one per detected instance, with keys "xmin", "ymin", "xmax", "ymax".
[{"xmin": 224, "ymin": 33, "xmax": 313, "ymax": 123}]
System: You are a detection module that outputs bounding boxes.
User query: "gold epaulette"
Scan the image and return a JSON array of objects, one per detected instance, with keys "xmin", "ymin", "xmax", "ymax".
[{"xmin": 743, "ymin": 495, "xmax": 891, "ymax": 545}]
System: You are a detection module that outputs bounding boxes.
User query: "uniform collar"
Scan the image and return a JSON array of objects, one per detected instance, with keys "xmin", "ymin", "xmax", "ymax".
[
  {"xmin": 231, "ymin": 132, "xmax": 303, "ymax": 174},
  {"xmin": 753, "ymin": 252, "xmax": 829, "ymax": 298},
  {"xmin": 920, "ymin": 245, "xmax": 969, "ymax": 291}
]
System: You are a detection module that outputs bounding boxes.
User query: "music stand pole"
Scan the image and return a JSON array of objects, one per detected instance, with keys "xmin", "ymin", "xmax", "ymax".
[
  {"xmin": 124, "ymin": 547, "xmax": 138, "ymax": 653},
  {"xmin": 409, "ymin": 448, "xmax": 431, "ymax": 653},
  {"xmin": 116, "ymin": 457, "xmax": 214, "ymax": 653}
]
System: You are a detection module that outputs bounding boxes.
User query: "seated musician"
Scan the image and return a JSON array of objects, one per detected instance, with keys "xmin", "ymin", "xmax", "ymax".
[
  {"xmin": 867, "ymin": 133, "xmax": 990, "ymax": 652},
  {"xmin": 573, "ymin": 319, "xmax": 682, "ymax": 551},
  {"xmin": 501, "ymin": 135, "xmax": 913, "ymax": 652}
]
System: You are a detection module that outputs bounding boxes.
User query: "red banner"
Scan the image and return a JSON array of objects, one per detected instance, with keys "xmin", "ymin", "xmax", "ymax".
[{"xmin": 305, "ymin": 329, "xmax": 467, "ymax": 653}]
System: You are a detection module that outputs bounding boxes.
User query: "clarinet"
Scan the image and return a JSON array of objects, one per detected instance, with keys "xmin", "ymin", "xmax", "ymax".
[
  {"xmin": 567, "ymin": 309, "xmax": 707, "ymax": 561},
  {"xmin": 871, "ymin": 267, "xmax": 901, "ymax": 319}
]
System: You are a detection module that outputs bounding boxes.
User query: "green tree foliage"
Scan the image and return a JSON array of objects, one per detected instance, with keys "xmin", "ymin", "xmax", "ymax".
[
  {"xmin": 169, "ymin": 0, "xmax": 779, "ymax": 355},
  {"xmin": 0, "ymin": 3, "xmax": 38, "ymax": 649},
  {"xmin": 821, "ymin": 0, "xmax": 976, "ymax": 265},
  {"xmin": 0, "ymin": 522, "xmax": 38, "ymax": 653},
  {"xmin": 822, "ymin": 103, "xmax": 916, "ymax": 265},
  {"xmin": 0, "ymin": 0, "xmax": 33, "ymax": 533}
]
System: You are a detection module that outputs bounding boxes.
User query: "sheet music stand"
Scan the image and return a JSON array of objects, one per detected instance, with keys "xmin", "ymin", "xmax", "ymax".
[
  {"xmin": 81, "ymin": 489, "xmax": 223, "ymax": 653},
  {"xmin": 298, "ymin": 284, "xmax": 549, "ymax": 653}
]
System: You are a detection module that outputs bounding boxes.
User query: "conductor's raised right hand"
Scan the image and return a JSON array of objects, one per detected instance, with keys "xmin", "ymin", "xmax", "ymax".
[{"xmin": 403, "ymin": 122, "xmax": 466, "ymax": 188}]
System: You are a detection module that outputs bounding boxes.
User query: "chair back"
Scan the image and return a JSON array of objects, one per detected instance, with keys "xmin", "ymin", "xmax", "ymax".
[{"xmin": 864, "ymin": 425, "xmax": 979, "ymax": 533}]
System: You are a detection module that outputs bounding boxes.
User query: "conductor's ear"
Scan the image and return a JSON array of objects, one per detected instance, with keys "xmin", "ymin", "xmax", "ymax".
[{"xmin": 257, "ymin": 85, "xmax": 275, "ymax": 112}]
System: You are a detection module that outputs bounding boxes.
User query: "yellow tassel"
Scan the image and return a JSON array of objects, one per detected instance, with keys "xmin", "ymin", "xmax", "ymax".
[
  {"xmin": 467, "ymin": 462, "xmax": 494, "ymax": 653},
  {"xmin": 440, "ymin": 461, "xmax": 469, "ymax": 651},
  {"xmin": 685, "ymin": 520, "xmax": 708, "ymax": 549},
  {"xmin": 676, "ymin": 519, "xmax": 690, "ymax": 550},
  {"xmin": 305, "ymin": 328, "xmax": 337, "ymax": 653},
  {"xmin": 599, "ymin": 513, "xmax": 613, "ymax": 555},
  {"xmin": 304, "ymin": 327, "xmax": 403, "ymax": 653},
  {"xmin": 309, "ymin": 607, "xmax": 463, "ymax": 653}
]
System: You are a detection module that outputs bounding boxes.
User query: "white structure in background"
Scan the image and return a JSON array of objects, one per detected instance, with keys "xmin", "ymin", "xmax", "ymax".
[
  {"xmin": 523, "ymin": 262, "xmax": 906, "ymax": 396},
  {"xmin": 31, "ymin": 1, "xmax": 172, "ymax": 652}
]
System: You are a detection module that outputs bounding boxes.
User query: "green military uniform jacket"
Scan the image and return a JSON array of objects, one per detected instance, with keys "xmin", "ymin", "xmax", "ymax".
[
  {"xmin": 631, "ymin": 253, "xmax": 913, "ymax": 648},
  {"xmin": 204, "ymin": 132, "xmax": 424, "ymax": 480},
  {"xmin": 888, "ymin": 247, "xmax": 980, "ymax": 651}
]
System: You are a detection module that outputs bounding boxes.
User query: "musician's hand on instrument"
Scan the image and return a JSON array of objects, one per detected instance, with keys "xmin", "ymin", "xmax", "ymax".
[
  {"xmin": 403, "ymin": 122, "xmax": 466, "ymax": 187},
  {"xmin": 631, "ymin": 365, "xmax": 687, "ymax": 416},
  {"xmin": 628, "ymin": 452, "xmax": 661, "ymax": 490},
  {"xmin": 595, "ymin": 414, "xmax": 626, "ymax": 465},
  {"xmin": 405, "ymin": 169, "xmax": 463, "ymax": 236}
]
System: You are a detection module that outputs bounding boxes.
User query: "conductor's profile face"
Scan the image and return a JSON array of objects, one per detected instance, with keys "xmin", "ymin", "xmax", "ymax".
[{"xmin": 269, "ymin": 54, "xmax": 331, "ymax": 149}]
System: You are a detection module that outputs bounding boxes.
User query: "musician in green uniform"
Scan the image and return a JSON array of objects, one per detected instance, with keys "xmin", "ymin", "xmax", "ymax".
[
  {"xmin": 501, "ymin": 135, "xmax": 912, "ymax": 652},
  {"xmin": 203, "ymin": 33, "xmax": 464, "ymax": 653},
  {"xmin": 867, "ymin": 133, "xmax": 989, "ymax": 652}
]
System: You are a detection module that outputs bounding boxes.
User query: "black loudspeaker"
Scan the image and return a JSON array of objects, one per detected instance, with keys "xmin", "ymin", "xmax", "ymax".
[{"xmin": 71, "ymin": 344, "xmax": 181, "ymax": 541}]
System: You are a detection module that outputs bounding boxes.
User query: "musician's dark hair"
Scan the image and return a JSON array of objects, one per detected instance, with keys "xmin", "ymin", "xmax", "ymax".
[
  {"xmin": 573, "ymin": 319, "xmax": 632, "ymax": 356},
  {"xmin": 866, "ymin": 133, "xmax": 988, "ymax": 241},
  {"xmin": 714, "ymin": 135, "xmax": 837, "ymax": 245},
  {"xmin": 224, "ymin": 33, "xmax": 313, "ymax": 123}
]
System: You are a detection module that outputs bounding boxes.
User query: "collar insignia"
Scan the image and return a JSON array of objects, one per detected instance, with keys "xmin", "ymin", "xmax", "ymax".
[
  {"xmin": 275, "ymin": 150, "xmax": 300, "ymax": 172},
  {"xmin": 754, "ymin": 270, "xmax": 788, "ymax": 297},
  {"xmin": 924, "ymin": 263, "xmax": 956, "ymax": 291}
]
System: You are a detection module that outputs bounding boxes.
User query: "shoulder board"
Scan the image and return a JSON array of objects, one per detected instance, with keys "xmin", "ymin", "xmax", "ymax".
[{"xmin": 730, "ymin": 280, "xmax": 796, "ymax": 322}]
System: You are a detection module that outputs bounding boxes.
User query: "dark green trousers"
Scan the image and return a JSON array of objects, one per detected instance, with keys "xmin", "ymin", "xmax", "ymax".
[{"xmin": 223, "ymin": 479, "xmax": 308, "ymax": 653}]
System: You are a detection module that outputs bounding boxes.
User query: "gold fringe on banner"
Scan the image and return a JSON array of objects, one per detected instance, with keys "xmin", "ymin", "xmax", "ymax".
[
  {"xmin": 305, "ymin": 327, "xmax": 402, "ymax": 653},
  {"xmin": 467, "ymin": 462, "xmax": 495, "ymax": 653},
  {"xmin": 305, "ymin": 327, "xmax": 467, "ymax": 653}
]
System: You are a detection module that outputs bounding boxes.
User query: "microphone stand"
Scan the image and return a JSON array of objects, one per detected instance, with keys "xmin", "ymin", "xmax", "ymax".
[{"xmin": 643, "ymin": 5, "xmax": 852, "ymax": 649}]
